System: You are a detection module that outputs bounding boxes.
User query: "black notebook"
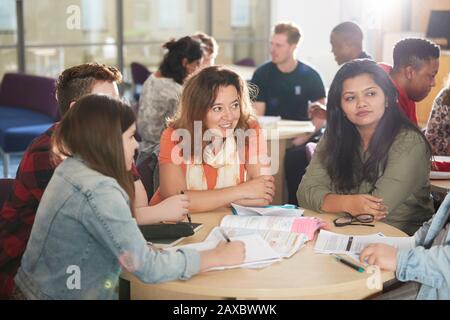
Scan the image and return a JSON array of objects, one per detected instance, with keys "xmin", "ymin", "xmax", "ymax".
[{"xmin": 139, "ymin": 222, "xmax": 203, "ymax": 248}]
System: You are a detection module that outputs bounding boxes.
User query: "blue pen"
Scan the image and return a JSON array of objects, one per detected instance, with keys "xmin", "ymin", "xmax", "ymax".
[
  {"xmin": 262, "ymin": 204, "xmax": 299, "ymax": 209},
  {"xmin": 230, "ymin": 204, "xmax": 299, "ymax": 215}
]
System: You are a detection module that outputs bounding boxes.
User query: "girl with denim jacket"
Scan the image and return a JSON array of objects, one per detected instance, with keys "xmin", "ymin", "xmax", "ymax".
[
  {"xmin": 14, "ymin": 95, "xmax": 244, "ymax": 299},
  {"xmin": 361, "ymin": 192, "xmax": 450, "ymax": 299}
]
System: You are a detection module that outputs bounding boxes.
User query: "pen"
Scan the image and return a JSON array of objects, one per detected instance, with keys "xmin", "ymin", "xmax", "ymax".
[
  {"xmin": 181, "ymin": 190, "xmax": 192, "ymax": 224},
  {"xmin": 219, "ymin": 228, "xmax": 231, "ymax": 243},
  {"xmin": 332, "ymin": 254, "xmax": 364, "ymax": 273},
  {"xmin": 262, "ymin": 204, "xmax": 299, "ymax": 209}
]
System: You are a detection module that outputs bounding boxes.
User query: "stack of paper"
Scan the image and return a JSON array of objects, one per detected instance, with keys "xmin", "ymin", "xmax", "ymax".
[
  {"xmin": 221, "ymin": 215, "xmax": 324, "ymax": 241},
  {"xmin": 206, "ymin": 226, "xmax": 307, "ymax": 258},
  {"xmin": 231, "ymin": 203, "xmax": 304, "ymax": 217},
  {"xmin": 170, "ymin": 233, "xmax": 282, "ymax": 270},
  {"xmin": 314, "ymin": 230, "xmax": 415, "ymax": 256},
  {"xmin": 169, "ymin": 214, "xmax": 326, "ymax": 271}
]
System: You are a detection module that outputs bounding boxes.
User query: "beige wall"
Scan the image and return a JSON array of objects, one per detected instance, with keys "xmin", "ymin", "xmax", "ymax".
[
  {"xmin": 378, "ymin": 0, "xmax": 450, "ymax": 127},
  {"xmin": 411, "ymin": 0, "xmax": 450, "ymax": 33}
]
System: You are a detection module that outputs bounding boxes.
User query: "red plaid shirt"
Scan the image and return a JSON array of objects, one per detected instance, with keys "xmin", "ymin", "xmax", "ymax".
[
  {"xmin": 0, "ymin": 124, "xmax": 141, "ymax": 298},
  {"xmin": 0, "ymin": 124, "xmax": 56, "ymax": 298}
]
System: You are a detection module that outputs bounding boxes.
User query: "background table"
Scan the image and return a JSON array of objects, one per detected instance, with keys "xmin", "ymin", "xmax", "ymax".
[
  {"xmin": 264, "ymin": 120, "xmax": 316, "ymax": 204},
  {"xmin": 430, "ymin": 179, "xmax": 450, "ymax": 194},
  {"xmin": 122, "ymin": 208, "xmax": 407, "ymax": 300}
]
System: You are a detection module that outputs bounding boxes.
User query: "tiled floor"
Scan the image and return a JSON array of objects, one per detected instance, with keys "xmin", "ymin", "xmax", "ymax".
[{"xmin": 1, "ymin": 154, "xmax": 22, "ymax": 178}]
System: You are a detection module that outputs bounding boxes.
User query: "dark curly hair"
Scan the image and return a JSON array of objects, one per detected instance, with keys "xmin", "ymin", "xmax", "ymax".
[
  {"xmin": 392, "ymin": 38, "xmax": 440, "ymax": 71},
  {"xmin": 159, "ymin": 36, "xmax": 204, "ymax": 85}
]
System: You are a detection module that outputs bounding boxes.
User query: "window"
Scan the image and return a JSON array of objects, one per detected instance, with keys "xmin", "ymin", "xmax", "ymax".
[
  {"xmin": 23, "ymin": 0, "xmax": 117, "ymax": 77},
  {"xmin": 212, "ymin": 0, "xmax": 271, "ymax": 66},
  {"xmin": 123, "ymin": 0, "xmax": 208, "ymax": 80},
  {"xmin": 1, "ymin": 0, "xmax": 271, "ymax": 82},
  {"xmin": 0, "ymin": 0, "xmax": 17, "ymax": 79}
]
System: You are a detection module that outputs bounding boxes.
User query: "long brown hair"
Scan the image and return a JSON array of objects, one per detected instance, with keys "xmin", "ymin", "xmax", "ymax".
[
  {"xmin": 53, "ymin": 94, "xmax": 136, "ymax": 209},
  {"xmin": 168, "ymin": 65, "xmax": 256, "ymax": 158}
]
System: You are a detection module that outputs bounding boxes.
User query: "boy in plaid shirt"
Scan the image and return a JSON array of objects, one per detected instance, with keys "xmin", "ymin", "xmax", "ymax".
[{"xmin": 0, "ymin": 63, "xmax": 123, "ymax": 298}]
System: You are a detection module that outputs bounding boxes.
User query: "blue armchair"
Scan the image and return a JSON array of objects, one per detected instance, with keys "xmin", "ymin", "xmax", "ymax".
[
  {"xmin": 0, "ymin": 73, "xmax": 59, "ymax": 177},
  {"xmin": 130, "ymin": 62, "xmax": 151, "ymax": 102}
]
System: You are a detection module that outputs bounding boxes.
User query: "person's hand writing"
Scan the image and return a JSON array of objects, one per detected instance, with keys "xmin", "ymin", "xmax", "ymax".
[
  {"xmin": 214, "ymin": 240, "xmax": 246, "ymax": 266},
  {"xmin": 200, "ymin": 240, "xmax": 246, "ymax": 271},
  {"xmin": 154, "ymin": 194, "xmax": 190, "ymax": 222},
  {"xmin": 308, "ymin": 103, "xmax": 327, "ymax": 120},
  {"xmin": 309, "ymin": 103, "xmax": 327, "ymax": 131},
  {"xmin": 360, "ymin": 243, "xmax": 397, "ymax": 271}
]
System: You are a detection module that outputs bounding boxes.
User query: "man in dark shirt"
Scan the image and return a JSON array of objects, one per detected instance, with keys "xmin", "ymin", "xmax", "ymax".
[
  {"xmin": 330, "ymin": 21, "xmax": 372, "ymax": 66},
  {"xmin": 250, "ymin": 22, "xmax": 327, "ymax": 206},
  {"xmin": 251, "ymin": 22, "xmax": 326, "ymax": 123},
  {"xmin": 305, "ymin": 21, "xmax": 374, "ymax": 122}
]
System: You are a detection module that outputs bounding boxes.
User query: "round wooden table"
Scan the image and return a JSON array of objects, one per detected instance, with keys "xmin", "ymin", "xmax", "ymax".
[{"xmin": 122, "ymin": 209, "xmax": 407, "ymax": 300}]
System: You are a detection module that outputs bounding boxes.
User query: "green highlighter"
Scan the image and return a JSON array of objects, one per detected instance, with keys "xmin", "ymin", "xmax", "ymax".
[{"xmin": 332, "ymin": 254, "xmax": 365, "ymax": 273}]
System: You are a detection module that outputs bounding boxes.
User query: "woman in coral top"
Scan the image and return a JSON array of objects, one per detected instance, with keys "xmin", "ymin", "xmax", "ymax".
[{"xmin": 150, "ymin": 66, "xmax": 275, "ymax": 212}]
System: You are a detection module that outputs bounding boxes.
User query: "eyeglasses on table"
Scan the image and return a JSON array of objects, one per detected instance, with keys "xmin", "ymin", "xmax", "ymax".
[{"xmin": 333, "ymin": 212, "xmax": 375, "ymax": 227}]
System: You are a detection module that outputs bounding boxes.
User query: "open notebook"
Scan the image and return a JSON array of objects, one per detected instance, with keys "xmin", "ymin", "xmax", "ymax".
[
  {"xmin": 169, "ymin": 215, "xmax": 325, "ymax": 271},
  {"xmin": 219, "ymin": 215, "xmax": 325, "ymax": 242},
  {"xmin": 170, "ymin": 233, "xmax": 283, "ymax": 271}
]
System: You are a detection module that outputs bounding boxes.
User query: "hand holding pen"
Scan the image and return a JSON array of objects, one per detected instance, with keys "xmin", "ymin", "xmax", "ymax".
[
  {"xmin": 332, "ymin": 254, "xmax": 364, "ymax": 273},
  {"xmin": 180, "ymin": 190, "xmax": 192, "ymax": 223},
  {"xmin": 218, "ymin": 227, "xmax": 231, "ymax": 242}
]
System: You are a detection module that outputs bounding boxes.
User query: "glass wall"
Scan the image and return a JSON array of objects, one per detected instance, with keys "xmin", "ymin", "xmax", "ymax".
[
  {"xmin": 23, "ymin": 0, "xmax": 117, "ymax": 77},
  {"xmin": 0, "ymin": 0, "xmax": 271, "ymax": 81},
  {"xmin": 0, "ymin": 0, "xmax": 17, "ymax": 78},
  {"xmin": 123, "ymin": 0, "xmax": 208, "ymax": 80},
  {"xmin": 212, "ymin": 0, "xmax": 271, "ymax": 66}
]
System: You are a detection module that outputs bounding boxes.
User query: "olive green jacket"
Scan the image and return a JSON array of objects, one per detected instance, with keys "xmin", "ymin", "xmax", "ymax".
[{"xmin": 297, "ymin": 129, "xmax": 434, "ymax": 235}]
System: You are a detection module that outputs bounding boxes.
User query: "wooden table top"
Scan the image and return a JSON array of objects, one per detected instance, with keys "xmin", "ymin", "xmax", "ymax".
[{"xmin": 123, "ymin": 208, "xmax": 407, "ymax": 300}]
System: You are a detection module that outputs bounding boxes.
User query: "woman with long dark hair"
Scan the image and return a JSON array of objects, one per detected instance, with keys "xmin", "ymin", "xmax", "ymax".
[
  {"xmin": 14, "ymin": 95, "xmax": 244, "ymax": 299},
  {"xmin": 137, "ymin": 36, "xmax": 204, "ymax": 162},
  {"xmin": 298, "ymin": 59, "xmax": 434, "ymax": 235}
]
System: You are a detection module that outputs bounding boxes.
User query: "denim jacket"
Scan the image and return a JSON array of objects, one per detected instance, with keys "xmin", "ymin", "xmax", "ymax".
[
  {"xmin": 396, "ymin": 193, "xmax": 450, "ymax": 300},
  {"xmin": 15, "ymin": 156, "xmax": 201, "ymax": 299}
]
